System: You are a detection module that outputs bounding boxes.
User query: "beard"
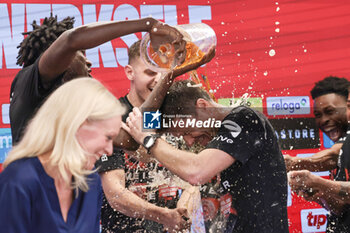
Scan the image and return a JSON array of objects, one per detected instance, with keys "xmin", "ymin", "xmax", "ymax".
[{"xmin": 61, "ymin": 67, "xmax": 80, "ymax": 83}]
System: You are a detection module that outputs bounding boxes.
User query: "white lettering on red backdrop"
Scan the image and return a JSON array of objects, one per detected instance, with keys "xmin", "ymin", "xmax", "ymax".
[{"xmin": 0, "ymin": 3, "xmax": 212, "ymax": 69}]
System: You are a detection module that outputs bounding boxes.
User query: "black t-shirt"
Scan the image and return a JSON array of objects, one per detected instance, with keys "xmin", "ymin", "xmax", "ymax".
[
  {"xmin": 327, "ymin": 129, "xmax": 350, "ymax": 233},
  {"xmin": 206, "ymin": 106, "xmax": 289, "ymax": 233},
  {"xmin": 9, "ymin": 57, "xmax": 62, "ymax": 144},
  {"xmin": 97, "ymin": 96, "xmax": 182, "ymax": 233},
  {"xmin": 329, "ymin": 135, "xmax": 347, "ymax": 180}
]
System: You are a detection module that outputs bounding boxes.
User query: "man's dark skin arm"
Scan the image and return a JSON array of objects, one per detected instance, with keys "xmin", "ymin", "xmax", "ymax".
[
  {"xmin": 289, "ymin": 170, "xmax": 350, "ymax": 215},
  {"xmin": 39, "ymin": 18, "xmax": 186, "ymax": 83},
  {"xmin": 285, "ymin": 142, "xmax": 342, "ymax": 172}
]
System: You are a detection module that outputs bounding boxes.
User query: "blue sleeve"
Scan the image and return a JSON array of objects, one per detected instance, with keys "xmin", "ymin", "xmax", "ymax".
[{"xmin": 0, "ymin": 182, "xmax": 32, "ymax": 233}]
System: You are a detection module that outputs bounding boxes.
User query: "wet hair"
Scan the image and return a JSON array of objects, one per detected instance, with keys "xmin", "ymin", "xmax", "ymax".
[
  {"xmin": 160, "ymin": 80, "xmax": 212, "ymax": 116},
  {"xmin": 311, "ymin": 76, "xmax": 349, "ymax": 100},
  {"xmin": 17, "ymin": 15, "xmax": 75, "ymax": 67},
  {"xmin": 128, "ymin": 40, "xmax": 141, "ymax": 64}
]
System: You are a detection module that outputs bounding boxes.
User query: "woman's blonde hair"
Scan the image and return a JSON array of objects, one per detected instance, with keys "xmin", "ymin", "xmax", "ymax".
[{"xmin": 4, "ymin": 78, "xmax": 125, "ymax": 192}]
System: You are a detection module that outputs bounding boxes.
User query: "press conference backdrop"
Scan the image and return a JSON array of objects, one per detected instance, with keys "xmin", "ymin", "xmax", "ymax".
[{"xmin": 1, "ymin": 0, "xmax": 350, "ymax": 232}]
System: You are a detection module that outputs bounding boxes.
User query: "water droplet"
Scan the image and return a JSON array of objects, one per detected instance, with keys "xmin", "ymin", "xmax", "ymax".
[{"xmin": 269, "ymin": 49, "xmax": 276, "ymax": 57}]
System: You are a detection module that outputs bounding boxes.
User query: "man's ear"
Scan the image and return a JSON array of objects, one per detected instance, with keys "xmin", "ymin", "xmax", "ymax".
[
  {"xmin": 124, "ymin": 64, "xmax": 134, "ymax": 81},
  {"xmin": 196, "ymin": 98, "xmax": 210, "ymax": 108}
]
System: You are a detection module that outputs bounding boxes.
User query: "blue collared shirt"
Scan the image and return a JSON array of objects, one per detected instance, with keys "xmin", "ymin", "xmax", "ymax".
[{"xmin": 0, "ymin": 157, "xmax": 102, "ymax": 233}]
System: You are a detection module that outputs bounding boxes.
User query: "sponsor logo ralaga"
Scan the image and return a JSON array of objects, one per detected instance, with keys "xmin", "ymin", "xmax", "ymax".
[
  {"xmin": 300, "ymin": 208, "xmax": 328, "ymax": 232},
  {"xmin": 266, "ymin": 96, "xmax": 310, "ymax": 115}
]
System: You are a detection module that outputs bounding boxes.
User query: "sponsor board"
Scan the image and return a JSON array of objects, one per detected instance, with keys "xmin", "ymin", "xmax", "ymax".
[
  {"xmin": 0, "ymin": 128, "xmax": 12, "ymax": 163},
  {"xmin": 269, "ymin": 118, "xmax": 320, "ymax": 150},
  {"xmin": 1, "ymin": 104, "xmax": 10, "ymax": 124},
  {"xmin": 218, "ymin": 97, "xmax": 263, "ymax": 112},
  {"xmin": 266, "ymin": 96, "xmax": 310, "ymax": 116},
  {"xmin": 287, "ymin": 185, "xmax": 292, "ymax": 207},
  {"xmin": 0, "ymin": 3, "xmax": 212, "ymax": 69},
  {"xmin": 300, "ymin": 208, "xmax": 328, "ymax": 232}
]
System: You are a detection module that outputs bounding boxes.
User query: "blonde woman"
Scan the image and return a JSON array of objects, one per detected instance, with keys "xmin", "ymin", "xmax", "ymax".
[{"xmin": 0, "ymin": 78, "xmax": 125, "ymax": 233}]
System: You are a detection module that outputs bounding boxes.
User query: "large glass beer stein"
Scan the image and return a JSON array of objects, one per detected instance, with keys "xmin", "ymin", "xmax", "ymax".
[{"xmin": 140, "ymin": 23, "xmax": 217, "ymax": 72}]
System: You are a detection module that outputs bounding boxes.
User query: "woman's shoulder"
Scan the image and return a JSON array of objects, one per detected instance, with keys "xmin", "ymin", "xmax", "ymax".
[{"xmin": 0, "ymin": 157, "xmax": 41, "ymax": 186}]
